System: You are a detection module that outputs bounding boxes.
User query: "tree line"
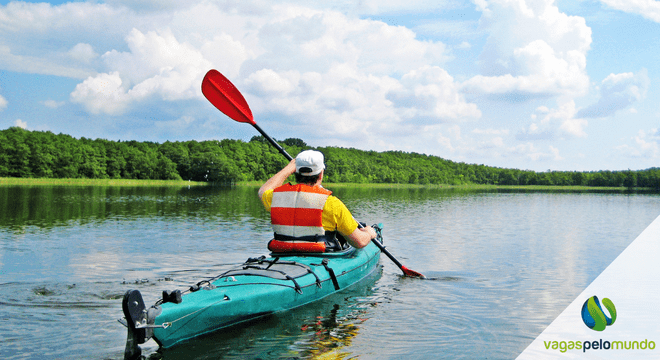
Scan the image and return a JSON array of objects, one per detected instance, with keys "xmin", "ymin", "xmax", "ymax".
[{"xmin": 1, "ymin": 127, "xmax": 658, "ymax": 189}]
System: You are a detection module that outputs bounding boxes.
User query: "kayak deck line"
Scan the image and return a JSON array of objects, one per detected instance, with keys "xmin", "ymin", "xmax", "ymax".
[
  {"xmin": 153, "ymin": 246, "xmax": 382, "ymax": 348},
  {"xmin": 121, "ymin": 224, "xmax": 384, "ymax": 360},
  {"xmin": 154, "ymin": 246, "xmax": 382, "ymax": 327}
]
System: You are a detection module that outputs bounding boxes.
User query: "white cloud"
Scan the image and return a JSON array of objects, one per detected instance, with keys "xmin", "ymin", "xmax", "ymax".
[
  {"xmin": 68, "ymin": 43, "xmax": 98, "ymax": 64},
  {"xmin": 71, "ymin": 71, "xmax": 131, "ymax": 115},
  {"xmin": 242, "ymin": 64, "xmax": 401, "ymax": 136},
  {"xmin": 576, "ymin": 70, "xmax": 650, "ymax": 118},
  {"xmin": 70, "ymin": 72, "xmax": 128, "ymax": 115},
  {"xmin": 42, "ymin": 100, "xmax": 66, "ymax": 109},
  {"xmin": 388, "ymin": 66, "xmax": 482, "ymax": 123},
  {"xmin": 0, "ymin": 44, "xmax": 94, "ymax": 79},
  {"xmin": 250, "ymin": 8, "xmax": 449, "ymax": 76},
  {"xmin": 617, "ymin": 128, "xmax": 660, "ymax": 159},
  {"xmin": 462, "ymin": 0, "xmax": 591, "ymax": 97},
  {"xmin": 102, "ymin": 28, "xmax": 212, "ymax": 100},
  {"xmin": 550, "ymin": 145, "xmax": 563, "ymax": 161},
  {"xmin": 0, "ymin": 94, "xmax": 7, "ymax": 111},
  {"xmin": 600, "ymin": 0, "xmax": 660, "ymax": 23},
  {"xmin": 518, "ymin": 99, "xmax": 586, "ymax": 139},
  {"xmin": 245, "ymin": 69, "xmax": 299, "ymax": 96},
  {"xmin": 204, "ymin": 7, "xmax": 473, "ymax": 143},
  {"xmin": 70, "ymin": 28, "xmax": 213, "ymax": 115},
  {"xmin": 200, "ymin": 33, "xmax": 252, "ymax": 79},
  {"xmin": 15, "ymin": 119, "xmax": 27, "ymax": 129}
]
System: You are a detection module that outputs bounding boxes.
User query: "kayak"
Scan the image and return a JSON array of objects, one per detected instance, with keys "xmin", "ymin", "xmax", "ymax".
[{"xmin": 120, "ymin": 224, "xmax": 384, "ymax": 359}]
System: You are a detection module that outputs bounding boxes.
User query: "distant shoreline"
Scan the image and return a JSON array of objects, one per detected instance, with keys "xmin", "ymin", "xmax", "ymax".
[
  {"xmin": 2, "ymin": 177, "xmax": 650, "ymax": 192},
  {"xmin": 0, "ymin": 177, "xmax": 208, "ymax": 187}
]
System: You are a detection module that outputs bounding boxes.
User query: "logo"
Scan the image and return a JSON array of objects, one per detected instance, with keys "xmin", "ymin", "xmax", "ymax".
[{"xmin": 581, "ymin": 295, "xmax": 617, "ymax": 331}]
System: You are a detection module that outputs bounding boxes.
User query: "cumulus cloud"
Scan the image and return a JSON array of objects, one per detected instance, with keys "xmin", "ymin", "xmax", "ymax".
[
  {"xmin": 0, "ymin": 94, "xmax": 7, "ymax": 111},
  {"xmin": 242, "ymin": 64, "xmax": 401, "ymax": 136},
  {"xmin": 462, "ymin": 0, "xmax": 591, "ymax": 98},
  {"xmin": 70, "ymin": 72, "xmax": 129, "ymax": 115},
  {"xmin": 600, "ymin": 0, "xmax": 660, "ymax": 23},
  {"xmin": 68, "ymin": 43, "xmax": 99, "ymax": 64},
  {"xmin": 70, "ymin": 28, "xmax": 213, "ymax": 115},
  {"xmin": 576, "ymin": 70, "xmax": 650, "ymax": 118},
  {"xmin": 200, "ymin": 33, "xmax": 251, "ymax": 79},
  {"xmin": 245, "ymin": 69, "xmax": 299, "ymax": 96},
  {"xmin": 518, "ymin": 100, "xmax": 587, "ymax": 139},
  {"xmin": 103, "ymin": 28, "xmax": 212, "ymax": 99},
  {"xmin": 210, "ymin": 8, "xmax": 475, "ymax": 143},
  {"xmin": 246, "ymin": 8, "xmax": 449, "ymax": 76},
  {"xmin": 617, "ymin": 128, "xmax": 660, "ymax": 159},
  {"xmin": 15, "ymin": 119, "xmax": 27, "ymax": 129},
  {"xmin": 388, "ymin": 66, "xmax": 481, "ymax": 123}
]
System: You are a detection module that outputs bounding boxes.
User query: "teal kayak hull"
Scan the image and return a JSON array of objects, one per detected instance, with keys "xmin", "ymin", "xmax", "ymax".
[{"xmin": 151, "ymin": 240, "xmax": 381, "ymax": 349}]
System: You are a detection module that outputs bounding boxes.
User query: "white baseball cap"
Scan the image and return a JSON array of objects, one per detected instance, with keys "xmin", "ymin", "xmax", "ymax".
[{"xmin": 295, "ymin": 150, "xmax": 325, "ymax": 176}]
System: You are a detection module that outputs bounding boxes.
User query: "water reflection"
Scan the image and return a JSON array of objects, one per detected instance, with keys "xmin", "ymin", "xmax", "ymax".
[{"xmin": 0, "ymin": 185, "xmax": 265, "ymax": 231}]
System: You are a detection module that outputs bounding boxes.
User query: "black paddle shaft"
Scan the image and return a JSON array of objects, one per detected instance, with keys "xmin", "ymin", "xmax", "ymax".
[
  {"xmin": 252, "ymin": 123, "xmax": 293, "ymax": 161},
  {"xmin": 370, "ymin": 237, "xmax": 403, "ymax": 268}
]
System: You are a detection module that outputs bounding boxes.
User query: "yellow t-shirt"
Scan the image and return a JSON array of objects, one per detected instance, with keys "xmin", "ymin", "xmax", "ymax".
[{"xmin": 261, "ymin": 187, "xmax": 358, "ymax": 237}]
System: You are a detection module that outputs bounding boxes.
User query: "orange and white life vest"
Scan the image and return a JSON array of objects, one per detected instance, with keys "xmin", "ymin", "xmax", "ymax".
[{"xmin": 268, "ymin": 183, "xmax": 332, "ymax": 253}]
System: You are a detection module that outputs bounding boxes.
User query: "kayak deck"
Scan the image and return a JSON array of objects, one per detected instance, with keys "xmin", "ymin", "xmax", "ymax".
[
  {"xmin": 153, "ymin": 241, "xmax": 381, "ymax": 348},
  {"xmin": 120, "ymin": 230, "xmax": 384, "ymax": 359}
]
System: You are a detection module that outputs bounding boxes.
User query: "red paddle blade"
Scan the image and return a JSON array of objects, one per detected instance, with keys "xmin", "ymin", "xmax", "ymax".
[
  {"xmin": 401, "ymin": 265, "xmax": 426, "ymax": 279},
  {"xmin": 202, "ymin": 69, "xmax": 255, "ymax": 125}
]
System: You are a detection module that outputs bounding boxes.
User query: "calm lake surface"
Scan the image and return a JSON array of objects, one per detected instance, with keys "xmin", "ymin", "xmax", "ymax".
[{"xmin": 0, "ymin": 185, "xmax": 658, "ymax": 360}]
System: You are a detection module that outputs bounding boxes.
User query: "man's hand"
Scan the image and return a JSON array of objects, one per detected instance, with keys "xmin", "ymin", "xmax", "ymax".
[
  {"xmin": 363, "ymin": 226, "xmax": 377, "ymax": 240},
  {"xmin": 346, "ymin": 224, "xmax": 377, "ymax": 248},
  {"xmin": 258, "ymin": 159, "xmax": 296, "ymax": 199}
]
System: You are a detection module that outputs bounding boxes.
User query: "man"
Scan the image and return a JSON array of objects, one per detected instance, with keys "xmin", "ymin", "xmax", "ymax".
[{"xmin": 258, "ymin": 150, "xmax": 377, "ymax": 252}]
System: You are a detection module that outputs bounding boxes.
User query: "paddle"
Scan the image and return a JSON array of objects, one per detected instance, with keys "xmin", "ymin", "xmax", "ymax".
[
  {"xmin": 358, "ymin": 222, "xmax": 426, "ymax": 278},
  {"xmin": 201, "ymin": 69, "xmax": 425, "ymax": 278},
  {"xmin": 201, "ymin": 69, "xmax": 293, "ymax": 161}
]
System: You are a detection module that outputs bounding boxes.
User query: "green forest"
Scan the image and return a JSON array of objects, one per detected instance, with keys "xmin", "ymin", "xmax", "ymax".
[{"xmin": 1, "ymin": 127, "xmax": 659, "ymax": 189}]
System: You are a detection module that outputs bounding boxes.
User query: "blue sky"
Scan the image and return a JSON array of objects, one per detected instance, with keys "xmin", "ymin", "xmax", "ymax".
[{"xmin": 0, "ymin": 0, "xmax": 658, "ymax": 171}]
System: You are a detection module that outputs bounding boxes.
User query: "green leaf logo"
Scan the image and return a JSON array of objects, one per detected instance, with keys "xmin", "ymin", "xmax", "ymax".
[{"xmin": 581, "ymin": 296, "xmax": 617, "ymax": 331}]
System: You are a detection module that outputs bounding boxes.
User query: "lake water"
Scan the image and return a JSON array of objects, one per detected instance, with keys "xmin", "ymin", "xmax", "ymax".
[{"xmin": 0, "ymin": 185, "xmax": 658, "ymax": 360}]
